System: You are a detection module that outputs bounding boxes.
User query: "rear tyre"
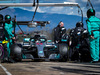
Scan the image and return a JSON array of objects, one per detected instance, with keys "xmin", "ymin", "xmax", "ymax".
[
  {"xmin": 71, "ymin": 47, "xmax": 79, "ymax": 61},
  {"xmin": 80, "ymin": 48, "xmax": 91, "ymax": 62}
]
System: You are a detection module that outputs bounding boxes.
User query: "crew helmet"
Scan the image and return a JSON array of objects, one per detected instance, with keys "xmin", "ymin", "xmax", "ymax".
[
  {"xmin": 87, "ymin": 9, "xmax": 95, "ymax": 18},
  {"xmin": 76, "ymin": 21, "xmax": 84, "ymax": 27},
  {"xmin": 5, "ymin": 15, "xmax": 11, "ymax": 21}
]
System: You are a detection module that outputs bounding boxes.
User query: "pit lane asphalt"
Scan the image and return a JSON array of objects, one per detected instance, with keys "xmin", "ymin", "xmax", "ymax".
[{"xmin": 0, "ymin": 60, "xmax": 100, "ymax": 75}]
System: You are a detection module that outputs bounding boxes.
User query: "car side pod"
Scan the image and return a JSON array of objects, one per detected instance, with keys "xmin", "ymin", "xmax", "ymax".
[{"xmin": 10, "ymin": 44, "xmax": 22, "ymax": 62}]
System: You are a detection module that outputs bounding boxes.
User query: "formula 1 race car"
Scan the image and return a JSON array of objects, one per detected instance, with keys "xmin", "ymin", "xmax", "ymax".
[{"xmin": 13, "ymin": 34, "xmax": 60, "ymax": 62}]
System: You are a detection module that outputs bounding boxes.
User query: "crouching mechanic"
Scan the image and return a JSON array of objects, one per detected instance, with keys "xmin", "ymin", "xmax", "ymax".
[
  {"xmin": 3, "ymin": 15, "xmax": 16, "ymax": 63},
  {"xmin": 86, "ymin": 9, "xmax": 100, "ymax": 63}
]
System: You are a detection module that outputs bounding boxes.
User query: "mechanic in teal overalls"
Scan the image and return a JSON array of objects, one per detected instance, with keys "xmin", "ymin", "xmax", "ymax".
[
  {"xmin": 4, "ymin": 15, "xmax": 16, "ymax": 62},
  {"xmin": 86, "ymin": 9, "xmax": 100, "ymax": 63}
]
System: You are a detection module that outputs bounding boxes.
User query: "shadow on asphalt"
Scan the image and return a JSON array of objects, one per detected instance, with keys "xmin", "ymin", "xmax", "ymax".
[
  {"xmin": 66, "ymin": 64, "xmax": 100, "ymax": 69},
  {"xmin": 52, "ymin": 66, "xmax": 100, "ymax": 75},
  {"xmin": 68, "ymin": 62, "xmax": 100, "ymax": 66}
]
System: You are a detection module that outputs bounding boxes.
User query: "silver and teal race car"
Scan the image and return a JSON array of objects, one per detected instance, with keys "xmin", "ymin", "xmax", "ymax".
[{"xmin": 21, "ymin": 35, "xmax": 60, "ymax": 61}]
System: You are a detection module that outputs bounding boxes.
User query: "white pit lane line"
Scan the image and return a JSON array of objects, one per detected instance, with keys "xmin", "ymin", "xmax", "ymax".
[{"xmin": 0, "ymin": 64, "xmax": 12, "ymax": 75}]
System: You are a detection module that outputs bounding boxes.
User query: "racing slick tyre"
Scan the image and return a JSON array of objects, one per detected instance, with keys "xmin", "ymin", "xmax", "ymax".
[
  {"xmin": 58, "ymin": 43, "xmax": 68, "ymax": 62},
  {"xmin": 79, "ymin": 48, "xmax": 92, "ymax": 62},
  {"xmin": 0, "ymin": 46, "xmax": 4, "ymax": 60},
  {"xmin": 71, "ymin": 47, "xmax": 79, "ymax": 61},
  {"xmin": 10, "ymin": 44, "xmax": 22, "ymax": 62}
]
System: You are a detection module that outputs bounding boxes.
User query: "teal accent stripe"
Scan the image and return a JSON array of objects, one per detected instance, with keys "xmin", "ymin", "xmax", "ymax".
[
  {"xmin": 0, "ymin": 41, "xmax": 2, "ymax": 43},
  {"xmin": 61, "ymin": 39, "xmax": 67, "ymax": 42}
]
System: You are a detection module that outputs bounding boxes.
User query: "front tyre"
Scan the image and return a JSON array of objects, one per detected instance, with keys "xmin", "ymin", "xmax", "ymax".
[
  {"xmin": 58, "ymin": 43, "xmax": 68, "ymax": 62},
  {"xmin": 0, "ymin": 46, "xmax": 4, "ymax": 59},
  {"xmin": 10, "ymin": 44, "xmax": 22, "ymax": 62},
  {"xmin": 80, "ymin": 48, "xmax": 91, "ymax": 62}
]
